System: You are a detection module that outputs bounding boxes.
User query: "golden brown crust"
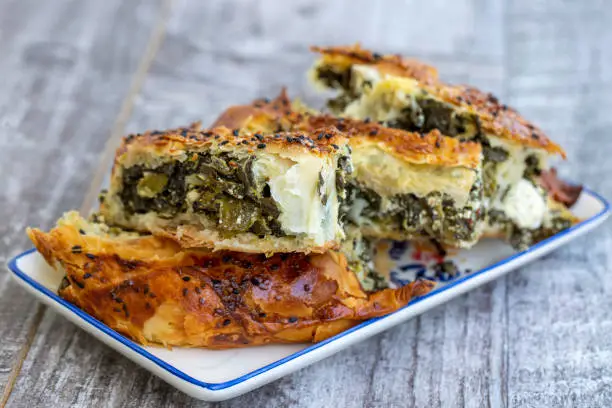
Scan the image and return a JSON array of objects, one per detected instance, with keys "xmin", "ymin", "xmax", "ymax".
[
  {"xmin": 433, "ymin": 85, "xmax": 566, "ymax": 157},
  {"xmin": 311, "ymin": 44, "xmax": 439, "ymax": 84},
  {"xmin": 27, "ymin": 213, "xmax": 434, "ymax": 349},
  {"xmin": 146, "ymin": 223, "xmax": 341, "ymax": 254},
  {"xmin": 212, "ymin": 91, "xmax": 482, "ymax": 169},
  {"xmin": 312, "ymin": 44, "xmax": 565, "ymax": 157},
  {"xmin": 117, "ymin": 123, "xmax": 347, "ymax": 161}
]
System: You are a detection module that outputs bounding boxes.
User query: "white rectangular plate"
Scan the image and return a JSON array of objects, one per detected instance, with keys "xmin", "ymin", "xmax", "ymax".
[{"xmin": 8, "ymin": 188, "xmax": 610, "ymax": 402}]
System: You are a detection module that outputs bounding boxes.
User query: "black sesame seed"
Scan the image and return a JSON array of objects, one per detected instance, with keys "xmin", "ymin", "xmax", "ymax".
[
  {"xmin": 222, "ymin": 254, "xmax": 232, "ymax": 263},
  {"xmin": 83, "ymin": 273, "xmax": 92, "ymax": 279},
  {"xmin": 280, "ymin": 254, "xmax": 289, "ymax": 261},
  {"xmin": 259, "ymin": 312, "xmax": 267, "ymax": 318},
  {"xmin": 325, "ymin": 133, "xmax": 333, "ymax": 139},
  {"xmin": 270, "ymin": 264, "xmax": 279, "ymax": 271},
  {"xmin": 219, "ymin": 140, "xmax": 229, "ymax": 146},
  {"xmin": 331, "ymin": 144, "xmax": 339, "ymax": 149},
  {"xmin": 254, "ymin": 133, "xmax": 263, "ymax": 141},
  {"xmin": 222, "ymin": 319, "xmax": 231, "ymax": 326},
  {"xmin": 212, "ymin": 279, "xmax": 222, "ymax": 286},
  {"xmin": 232, "ymin": 288, "xmax": 240, "ymax": 294},
  {"xmin": 435, "ymin": 140, "xmax": 441, "ymax": 148},
  {"xmin": 195, "ymin": 287, "xmax": 201, "ymax": 294},
  {"xmin": 143, "ymin": 284, "xmax": 150, "ymax": 295},
  {"xmin": 364, "ymin": 117, "xmax": 371, "ymax": 123},
  {"xmin": 215, "ymin": 134, "xmax": 220, "ymax": 139},
  {"xmin": 250, "ymin": 277, "xmax": 260, "ymax": 286},
  {"xmin": 85, "ymin": 253, "xmax": 96, "ymax": 260},
  {"xmin": 257, "ymin": 143, "xmax": 266, "ymax": 149},
  {"xmin": 232, "ymin": 129, "xmax": 239, "ymax": 136},
  {"xmin": 318, "ymin": 132, "xmax": 324, "ymax": 140},
  {"xmin": 78, "ymin": 229, "xmax": 86, "ymax": 235},
  {"xmin": 182, "ymin": 276, "xmax": 191, "ymax": 282},
  {"xmin": 288, "ymin": 316, "xmax": 298, "ymax": 323},
  {"xmin": 71, "ymin": 245, "xmax": 82, "ymax": 254},
  {"xmin": 531, "ymin": 132, "xmax": 539, "ymax": 140},
  {"xmin": 369, "ymin": 130, "xmax": 378, "ymax": 136},
  {"xmin": 303, "ymin": 284, "xmax": 311, "ymax": 292},
  {"xmin": 115, "ymin": 297, "xmax": 123, "ymax": 304}
]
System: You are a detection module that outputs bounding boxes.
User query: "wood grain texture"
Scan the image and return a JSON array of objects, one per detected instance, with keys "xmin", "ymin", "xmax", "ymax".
[
  {"xmin": 2, "ymin": 0, "xmax": 612, "ymax": 407},
  {"xmin": 0, "ymin": 0, "xmax": 165, "ymax": 404}
]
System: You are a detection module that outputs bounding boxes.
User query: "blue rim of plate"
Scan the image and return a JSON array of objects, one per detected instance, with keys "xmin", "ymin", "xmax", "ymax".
[{"xmin": 7, "ymin": 187, "xmax": 610, "ymax": 392}]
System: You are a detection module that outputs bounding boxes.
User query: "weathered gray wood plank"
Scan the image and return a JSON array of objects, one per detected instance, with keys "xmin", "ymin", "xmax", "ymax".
[
  {"xmin": 3, "ymin": 0, "xmax": 612, "ymax": 407},
  {"xmin": 0, "ymin": 0, "xmax": 165, "ymax": 405},
  {"xmin": 504, "ymin": 1, "xmax": 612, "ymax": 406}
]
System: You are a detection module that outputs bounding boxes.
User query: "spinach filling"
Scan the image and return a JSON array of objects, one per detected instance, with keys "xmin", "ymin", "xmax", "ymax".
[
  {"xmin": 343, "ymin": 178, "xmax": 483, "ymax": 245},
  {"xmin": 319, "ymin": 66, "xmax": 573, "ymax": 249},
  {"xmin": 316, "ymin": 67, "xmax": 361, "ymax": 113},
  {"xmin": 119, "ymin": 152, "xmax": 286, "ymax": 237},
  {"xmin": 342, "ymin": 231, "xmax": 386, "ymax": 292},
  {"xmin": 386, "ymin": 96, "xmax": 472, "ymax": 137},
  {"xmin": 488, "ymin": 209, "xmax": 572, "ymax": 250}
]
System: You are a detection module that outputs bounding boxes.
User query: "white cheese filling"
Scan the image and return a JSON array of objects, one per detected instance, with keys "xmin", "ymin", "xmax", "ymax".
[
  {"xmin": 253, "ymin": 152, "xmax": 339, "ymax": 244},
  {"xmin": 487, "ymin": 138, "xmax": 548, "ymax": 229},
  {"xmin": 497, "ymin": 179, "xmax": 546, "ymax": 229}
]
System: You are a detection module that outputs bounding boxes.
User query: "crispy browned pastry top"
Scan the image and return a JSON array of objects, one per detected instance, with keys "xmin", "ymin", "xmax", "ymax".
[
  {"xmin": 27, "ymin": 213, "xmax": 435, "ymax": 349},
  {"xmin": 213, "ymin": 90, "xmax": 483, "ymax": 169},
  {"xmin": 312, "ymin": 44, "xmax": 566, "ymax": 157},
  {"xmin": 312, "ymin": 44, "xmax": 439, "ymax": 84},
  {"xmin": 117, "ymin": 122, "xmax": 347, "ymax": 161}
]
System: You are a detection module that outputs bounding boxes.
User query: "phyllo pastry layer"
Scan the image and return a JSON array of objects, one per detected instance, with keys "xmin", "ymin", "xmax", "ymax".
[
  {"xmin": 100, "ymin": 125, "xmax": 351, "ymax": 254},
  {"xmin": 213, "ymin": 92, "xmax": 485, "ymax": 248},
  {"xmin": 27, "ymin": 212, "xmax": 434, "ymax": 349},
  {"xmin": 310, "ymin": 44, "xmax": 579, "ymax": 249}
]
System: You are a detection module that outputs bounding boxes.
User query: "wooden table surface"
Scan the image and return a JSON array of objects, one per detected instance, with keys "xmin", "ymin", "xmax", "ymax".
[{"xmin": 1, "ymin": 1, "xmax": 611, "ymax": 407}]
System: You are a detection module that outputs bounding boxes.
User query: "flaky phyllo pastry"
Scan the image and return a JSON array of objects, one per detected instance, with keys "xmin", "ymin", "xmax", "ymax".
[
  {"xmin": 213, "ymin": 92, "xmax": 485, "ymax": 249},
  {"xmin": 27, "ymin": 213, "xmax": 434, "ymax": 348},
  {"xmin": 310, "ymin": 44, "xmax": 580, "ymax": 249},
  {"xmin": 100, "ymin": 125, "xmax": 351, "ymax": 254},
  {"xmin": 26, "ymin": 43, "xmax": 582, "ymax": 350}
]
